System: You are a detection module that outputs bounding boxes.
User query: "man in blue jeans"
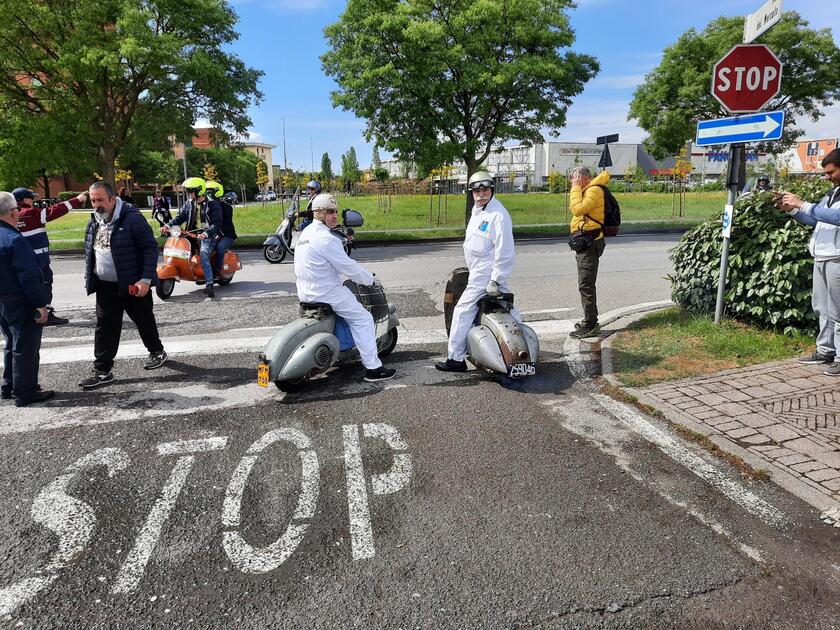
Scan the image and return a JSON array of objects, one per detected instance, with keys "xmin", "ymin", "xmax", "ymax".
[
  {"xmin": 0, "ymin": 191, "xmax": 53, "ymax": 407},
  {"xmin": 205, "ymin": 181, "xmax": 237, "ymax": 280}
]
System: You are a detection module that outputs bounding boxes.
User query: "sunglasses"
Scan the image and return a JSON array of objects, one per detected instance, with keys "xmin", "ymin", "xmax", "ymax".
[{"xmin": 469, "ymin": 181, "xmax": 493, "ymax": 191}]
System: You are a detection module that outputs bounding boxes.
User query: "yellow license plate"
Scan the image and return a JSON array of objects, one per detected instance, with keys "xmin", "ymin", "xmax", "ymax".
[{"xmin": 257, "ymin": 363, "xmax": 269, "ymax": 387}]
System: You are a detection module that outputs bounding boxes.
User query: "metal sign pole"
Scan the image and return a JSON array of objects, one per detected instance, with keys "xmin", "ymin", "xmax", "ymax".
[{"xmin": 714, "ymin": 144, "xmax": 743, "ymax": 324}]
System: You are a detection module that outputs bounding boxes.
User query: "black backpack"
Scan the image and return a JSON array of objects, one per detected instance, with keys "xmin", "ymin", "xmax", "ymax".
[{"xmin": 585, "ymin": 185, "xmax": 621, "ymax": 237}]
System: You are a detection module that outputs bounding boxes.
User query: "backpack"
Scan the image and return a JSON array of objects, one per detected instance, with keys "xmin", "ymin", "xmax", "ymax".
[{"xmin": 597, "ymin": 185, "xmax": 621, "ymax": 236}]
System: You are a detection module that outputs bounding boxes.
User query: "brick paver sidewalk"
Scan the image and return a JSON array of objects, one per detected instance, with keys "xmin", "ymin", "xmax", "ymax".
[{"xmin": 629, "ymin": 360, "xmax": 840, "ymax": 505}]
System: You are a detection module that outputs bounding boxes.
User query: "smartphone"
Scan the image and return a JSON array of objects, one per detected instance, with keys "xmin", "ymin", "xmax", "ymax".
[{"xmin": 128, "ymin": 284, "xmax": 139, "ymax": 296}]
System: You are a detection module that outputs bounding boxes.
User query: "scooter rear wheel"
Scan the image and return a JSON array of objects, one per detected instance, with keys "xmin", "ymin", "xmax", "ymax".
[
  {"xmin": 377, "ymin": 327, "xmax": 398, "ymax": 356},
  {"xmin": 156, "ymin": 278, "xmax": 175, "ymax": 300},
  {"xmin": 263, "ymin": 244, "xmax": 286, "ymax": 264},
  {"xmin": 275, "ymin": 378, "xmax": 306, "ymax": 393}
]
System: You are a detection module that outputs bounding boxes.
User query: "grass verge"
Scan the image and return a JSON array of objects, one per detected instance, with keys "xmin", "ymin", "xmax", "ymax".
[{"xmin": 610, "ymin": 306, "xmax": 812, "ymax": 388}]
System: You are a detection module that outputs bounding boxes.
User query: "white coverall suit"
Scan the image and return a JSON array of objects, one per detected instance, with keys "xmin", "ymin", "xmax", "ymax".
[
  {"xmin": 448, "ymin": 195, "xmax": 521, "ymax": 362},
  {"xmin": 294, "ymin": 220, "xmax": 382, "ymax": 370}
]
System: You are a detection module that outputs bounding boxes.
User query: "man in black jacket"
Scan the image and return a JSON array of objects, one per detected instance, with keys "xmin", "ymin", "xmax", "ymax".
[
  {"xmin": 78, "ymin": 182, "xmax": 167, "ymax": 390},
  {"xmin": 0, "ymin": 191, "xmax": 52, "ymax": 406}
]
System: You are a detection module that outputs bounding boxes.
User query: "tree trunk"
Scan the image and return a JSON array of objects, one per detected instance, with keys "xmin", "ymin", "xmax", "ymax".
[
  {"xmin": 100, "ymin": 145, "xmax": 117, "ymax": 185},
  {"xmin": 464, "ymin": 156, "xmax": 479, "ymax": 227}
]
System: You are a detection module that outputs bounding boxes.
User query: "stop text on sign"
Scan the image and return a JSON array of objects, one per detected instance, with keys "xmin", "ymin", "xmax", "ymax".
[{"xmin": 711, "ymin": 44, "xmax": 783, "ymax": 113}]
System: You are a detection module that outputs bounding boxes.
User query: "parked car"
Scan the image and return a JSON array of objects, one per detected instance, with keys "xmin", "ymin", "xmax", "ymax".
[
  {"xmin": 223, "ymin": 191, "xmax": 238, "ymax": 205},
  {"xmin": 257, "ymin": 190, "xmax": 277, "ymax": 202}
]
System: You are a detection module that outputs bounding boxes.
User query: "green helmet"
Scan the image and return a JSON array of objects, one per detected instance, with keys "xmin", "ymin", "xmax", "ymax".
[
  {"xmin": 205, "ymin": 180, "xmax": 224, "ymax": 199},
  {"xmin": 182, "ymin": 177, "xmax": 206, "ymax": 197}
]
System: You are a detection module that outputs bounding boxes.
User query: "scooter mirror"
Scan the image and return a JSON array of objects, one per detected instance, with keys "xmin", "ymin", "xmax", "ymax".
[{"xmin": 170, "ymin": 225, "xmax": 181, "ymax": 237}]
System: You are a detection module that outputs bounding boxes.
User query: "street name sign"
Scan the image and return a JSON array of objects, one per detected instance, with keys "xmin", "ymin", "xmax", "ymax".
[
  {"xmin": 596, "ymin": 134, "xmax": 619, "ymax": 145},
  {"xmin": 711, "ymin": 44, "xmax": 782, "ymax": 113},
  {"xmin": 744, "ymin": 0, "xmax": 782, "ymax": 44},
  {"xmin": 695, "ymin": 111, "xmax": 784, "ymax": 146}
]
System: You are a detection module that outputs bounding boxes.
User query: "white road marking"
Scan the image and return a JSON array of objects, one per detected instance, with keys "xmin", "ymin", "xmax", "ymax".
[
  {"xmin": 0, "ymin": 448, "xmax": 129, "ymax": 615},
  {"xmin": 221, "ymin": 429, "xmax": 320, "ymax": 574},
  {"xmin": 342, "ymin": 423, "xmax": 412, "ymax": 561},
  {"xmin": 520, "ymin": 308, "xmax": 573, "ymax": 315},
  {"xmin": 593, "ymin": 394, "xmax": 787, "ymax": 528},
  {"xmin": 112, "ymin": 438, "xmax": 227, "ymax": 594}
]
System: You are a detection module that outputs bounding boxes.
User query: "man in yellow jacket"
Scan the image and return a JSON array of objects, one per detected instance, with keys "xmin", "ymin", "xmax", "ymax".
[{"xmin": 569, "ymin": 166, "xmax": 609, "ymax": 339}]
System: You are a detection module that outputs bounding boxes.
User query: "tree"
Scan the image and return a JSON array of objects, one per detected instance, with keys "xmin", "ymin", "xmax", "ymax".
[
  {"xmin": 0, "ymin": 0, "xmax": 262, "ymax": 183},
  {"xmin": 323, "ymin": 0, "xmax": 598, "ymax": 223},
  {"xmin": 371, "ymin": 144, "xmax": 382, "ymax": 170},
  {"xmin": 320, "ymin": 152, "xmax": 333, "ymax": 183},
  {"xmin": 628, "ymin": 12, "xmax": 840, "ymax": 159},
  {"xmin": 341, "ymin": 147, "xmax": 361, "ymax": 183},
  {"xmin": 203, "ymin": 162, "xmax": 219, "ymax": 183},
  {"xmin": 255, "ymin": 160, "xmax": 269, "ymax": 190}
]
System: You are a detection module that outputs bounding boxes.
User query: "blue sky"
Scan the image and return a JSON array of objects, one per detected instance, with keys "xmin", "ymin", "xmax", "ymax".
[{"xmin": 225, "ymin": 0, "xmax": 840, "ymax": 170}]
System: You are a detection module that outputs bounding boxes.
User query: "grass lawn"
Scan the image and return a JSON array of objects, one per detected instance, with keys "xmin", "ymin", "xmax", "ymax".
[
  {"xmin": 47, "ymin": 190, "xmax": 723, "ymax": 249},
  {"xmin": 610, "ymin": 306, "xmax": 812, "ymax": 388}
]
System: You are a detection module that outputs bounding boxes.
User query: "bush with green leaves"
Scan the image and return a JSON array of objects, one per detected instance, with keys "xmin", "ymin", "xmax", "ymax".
[{"xmin": 668, "ymin": 177, "xmax": 832, "ymax": 335}]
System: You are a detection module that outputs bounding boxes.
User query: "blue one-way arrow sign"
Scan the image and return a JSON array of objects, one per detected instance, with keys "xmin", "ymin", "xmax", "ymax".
[{"xmin": 696, "ymin": 110, "xmax": 784, "ymax": 146}]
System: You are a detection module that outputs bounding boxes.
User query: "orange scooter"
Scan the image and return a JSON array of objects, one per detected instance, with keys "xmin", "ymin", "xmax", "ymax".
[{"xmin": 155, "ymin": 226, "xmax": 242, "ymax": 299}]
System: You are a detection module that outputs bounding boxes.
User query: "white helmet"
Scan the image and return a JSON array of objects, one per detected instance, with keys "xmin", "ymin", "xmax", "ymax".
[
  {"xmin": 468, "ymin": 171, "xmax": 494, "ymax": 190},
  {"xmin": 311, "ymin": 193, "xmax": 338, "ymax": 212}
]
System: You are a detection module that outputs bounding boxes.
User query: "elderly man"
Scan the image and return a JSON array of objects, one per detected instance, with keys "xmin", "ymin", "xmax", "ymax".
[
  {"xmin": 294, "ymin": 193, "xmax": 396, "ymax": 382},
  {"xmin": 0, "ymin": 191, "xmax": 52, "ymax": 407},
  {"xmin": 436, "ymin": 171, "xmax": 519, "ymax": 373},
  {"xmin": 568, "ymin": 166, "xmax": 610, "ymax": 339},
  {"xmin": 777, "ymin": 148, "xmax": 840, "ymax": 377},
  {"xmin": 78, "ymin": 182, "xmax": 167, "ymax": 390}
]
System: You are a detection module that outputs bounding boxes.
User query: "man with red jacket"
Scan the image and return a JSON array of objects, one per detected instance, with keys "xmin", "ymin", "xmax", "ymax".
[{"xmin": 12, "ymin": 187, "xmax": 88, "ymax": 325}]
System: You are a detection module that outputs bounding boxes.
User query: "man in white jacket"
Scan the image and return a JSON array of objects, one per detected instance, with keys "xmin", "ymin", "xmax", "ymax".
[
  {"xmin": 294, "ymin": 194, "xmax": 396, "ymax": 383},
  {"xmin": 778, "ymin": 148, "xmax": 840, "ymax": 377},
  {"xmin": 437, "ymin": 171, "xmax": 520, "ymax": 372}
]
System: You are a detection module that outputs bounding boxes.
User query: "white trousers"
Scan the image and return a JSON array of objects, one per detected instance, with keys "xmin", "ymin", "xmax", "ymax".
[
  {"xmin": 447, "ymin": 272, "xmax": 521, "ymax": 362},
  {"xmin": 325, "ymin": 286, "xmax": 382, "ymax": 370}
]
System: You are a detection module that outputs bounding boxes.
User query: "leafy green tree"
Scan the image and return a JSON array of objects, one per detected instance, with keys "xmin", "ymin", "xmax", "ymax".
[
  {"xmin": 323, "ymin": 0, "xmax": 598, "ymax": 222},
  {"xmin": 0, "ymin": 0, "xmax": 262, "ymax": 184},
  {"xmin": 320, "ymin": 152, "xmax": 333, "ymax": 184},
  {"xmin": 255, "ymin": 160, "xmax": 269, "ymax": 189},
  {"xmin": 131, "ymin": 151, "xmax": 181, "ymax": 187},
  {"xmin": 371, "ymin": 144, "xmax": 382, "ymax": 170},
  {"xmin": 341, "ymin": 147, "xmax": 361, "ymax": 182},
  {"xmin": 629, "ymin": 12, "xmax": 840, "ymax": 159},
  {"xmin": 373, "ymin": 167, "xmax": 389, "ymax": 182}
]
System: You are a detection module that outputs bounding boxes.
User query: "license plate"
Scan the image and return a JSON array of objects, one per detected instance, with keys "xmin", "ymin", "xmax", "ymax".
[
  {"xmin": 257, "ymin": 362, "xmax": 269, "ymax": 388},
  {"xmin": 508, "ymin": 362, "xmax": 536, "ymax": 378}
]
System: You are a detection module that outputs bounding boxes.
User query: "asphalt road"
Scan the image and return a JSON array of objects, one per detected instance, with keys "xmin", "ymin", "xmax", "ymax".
[{"xmin": 1, "ymin": 235, "xmax": 839, "ymax": 628}]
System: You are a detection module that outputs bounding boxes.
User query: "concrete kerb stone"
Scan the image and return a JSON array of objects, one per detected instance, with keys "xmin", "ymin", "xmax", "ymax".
[{"xmin": 599, "ymin": 307, "xmax": 840, "ymax": 526}]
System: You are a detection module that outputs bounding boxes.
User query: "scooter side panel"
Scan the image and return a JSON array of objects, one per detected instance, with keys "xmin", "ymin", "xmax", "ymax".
[
  {"xmin": 156, "ymin": 264, "xmax": 180, "ymax": 280},
  {"xmin": 480, "ymin": 312, "xmax": 534, "ymax": 365},
  {"xmin": 520, "ymin": 323, "xmax": 541, "ymax": 363},
  {"xmin": 263, "ymin": 235, "xmax": 282, "ymax": 246},
  {"xmin": 467, "ymin": 325, "xmax": 508, "ymax": 374},
  {"xmin": 279, "ymin": 332, "xmax": 340, "ymax": 382},
  {"xmin": 220, "ymin": 251, "xmax": 241, "ymax": 278},
  {"xmin": 265, "ymin": 317, "xmax": 335, "ymax": 382}
]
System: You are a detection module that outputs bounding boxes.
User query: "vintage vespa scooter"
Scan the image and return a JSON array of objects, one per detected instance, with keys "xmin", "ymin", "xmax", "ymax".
[
  {"xmin": 443, "ymin": 267, "xmax": 539, "ymax": 378},
  {"xmin": 155, "ymin": 226, "xmax": 242, "ymax": 299},
  {"xmin": 257, "ymin": 280, "xmax": 399, "ymax": 393}
]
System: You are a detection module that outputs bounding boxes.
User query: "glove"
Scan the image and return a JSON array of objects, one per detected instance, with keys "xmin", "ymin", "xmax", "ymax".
[
  {"xmin": 371, "ymin": 276, "xmax": 383, "ymax": 288},
  {"xmin": 486, "ymin": 280, "xmax": 500, "ymax": 296}
]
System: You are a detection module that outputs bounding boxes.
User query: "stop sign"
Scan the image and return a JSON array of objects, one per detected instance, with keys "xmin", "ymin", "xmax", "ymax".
[{"xmin": 711, "ymin": 44, "xmax": 782, "ymax": 113}]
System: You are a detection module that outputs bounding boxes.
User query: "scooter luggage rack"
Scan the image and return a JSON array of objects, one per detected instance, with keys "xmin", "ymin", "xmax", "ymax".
[{"xmin": 299, "ymin": 302, "xmax": 334, "ymax": 318}]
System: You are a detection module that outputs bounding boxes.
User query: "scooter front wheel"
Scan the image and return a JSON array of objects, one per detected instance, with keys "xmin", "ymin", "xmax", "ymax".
[
  {"xmin": 275, "ymin": 377, "xmax": 306, "ymax": 393},
  {"xmin": 156, "ymin": 278, "xmax": 175, "ymax": 300},
  {"xmin": 377, "ymin": 327, "xmax": 398, "ymax": 357},
  {"xmin": 263, "ymin": 244, "xmax": 286, "ymax": 264}
]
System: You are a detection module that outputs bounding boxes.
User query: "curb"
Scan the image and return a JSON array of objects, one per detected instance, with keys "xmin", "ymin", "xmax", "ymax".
[{"xmin": 599, "ymin": 309, "xmax": 840, "ymax": 525}]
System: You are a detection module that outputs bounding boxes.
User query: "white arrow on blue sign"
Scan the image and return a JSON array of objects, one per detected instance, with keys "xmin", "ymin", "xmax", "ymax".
[{"xmin": 695, "ymin": 110, "xmax": 784, "ymax": 146}]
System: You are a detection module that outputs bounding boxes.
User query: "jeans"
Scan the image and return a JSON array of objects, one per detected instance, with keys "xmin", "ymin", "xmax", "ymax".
[
  {"xmin": 213, "ymin": 237, "xmax": 236, "ymax": 276},
  {"xmin": 299, "ymin": 218, "xmax": 313, "ymax": 232},
  {"xmin": 94, "ymin": 282, "xmax": 164, "ymax": 372},
  {"xmin": 0, "ymin": 299, "xmax": 43, "ymax": 400},
  {"xmin": 575, "ymin": 237, "xmax": 606, "ymax": 324},
  {"xmin": 199, "ymin": 238, "xmax": 216, "ymax": 284}
]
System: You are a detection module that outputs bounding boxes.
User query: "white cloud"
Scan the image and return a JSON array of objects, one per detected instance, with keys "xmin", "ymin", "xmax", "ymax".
[{"xmin": 798, "ymin": 102, "xmax": 840, "ymax": 141}]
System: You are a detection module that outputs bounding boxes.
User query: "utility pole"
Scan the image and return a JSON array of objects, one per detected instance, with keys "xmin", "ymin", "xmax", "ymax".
[{"xmin": 310, "ymin": 137, "xmax": 314, "ymax": 174}]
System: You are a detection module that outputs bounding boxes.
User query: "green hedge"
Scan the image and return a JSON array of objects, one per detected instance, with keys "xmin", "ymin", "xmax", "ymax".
[{"xmin": 668, "ymin": 178, "xmax": 832, "ymax": 335}]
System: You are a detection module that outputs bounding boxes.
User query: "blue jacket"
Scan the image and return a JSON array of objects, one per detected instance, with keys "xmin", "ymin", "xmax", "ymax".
[
  {"xmin": 0, "ymin": 221, "xmax": 47, "ymax": 307},
  {"xmin": 84, "ymin": 203, "xmax": 159, "ymax": 295},
  {"xmin": 170, "ymin": 198, "xmax": 224, "ymax": 240}
]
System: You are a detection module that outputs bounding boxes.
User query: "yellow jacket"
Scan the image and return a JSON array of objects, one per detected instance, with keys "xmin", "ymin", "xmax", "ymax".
[{"xmin": 570, "ymin": 171, "xmax": 610, "ymax": 239}]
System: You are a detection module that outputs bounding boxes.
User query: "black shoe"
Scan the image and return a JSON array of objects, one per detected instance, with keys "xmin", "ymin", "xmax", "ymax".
[
  {"xmin": 15, "ymin": 390, "xmax": 55, "ymax": 407},
  {"xmin": 204, "ymin": 284, "xmax": 215, "ymax": 298},
  {"xmin": 798, "ymin": 350, "xmax": 835, "ymax": 365},
  {"xmin": 43, "ymin": 308, "xmax": 69, "ymax": 326},
  {"xmin": 569, "ymin": 322, "xmax": 601, "ymax": 339},
  {"xmin": 144, "ymin": 350, "xmax": 168, "ymax": 370},
  {"xmin": 78, "ymin": 370, "xmax": 114, "ymax": 389},
  {"xmin": 573, "ymin": 320, "xmax": 587, "ymax": 331},
  {"xmin": 435, "ymin": 359, "xmax": 468, "ymax": 373},
  {"xmin": 364, "ymin": 366, "xmax": 397, "ymax": 382},
  {"xmin": 195, "ymin": 279, "xmax": 207, "ymax": 286},
  {"xmin": 1, "ymin": 389, "xmax": 10, "ymax": 400}
]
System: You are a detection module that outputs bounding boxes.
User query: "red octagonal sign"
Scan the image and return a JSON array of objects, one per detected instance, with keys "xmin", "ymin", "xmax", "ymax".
[{"xmin": 711, "ymin": 44, "xmax": 783, "ymax": 113}]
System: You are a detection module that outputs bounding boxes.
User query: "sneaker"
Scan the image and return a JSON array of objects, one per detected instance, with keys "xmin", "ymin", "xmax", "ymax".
[
  {"xmin": 15, "ymin": 390, "xmax": 55, "ymax": 407},
  {"xmin": 195, "ymin": 279, "xmax": 207, "ymax": 286},
  {"xmin": 364, "ymin": 366, "xmax": 397, "ymax": 382},
  {"xmin": 78, "ymin": 370, "xmax": 114, "ymax": 389},
  {"xmin": 204, "ymin": 284, "xmax": 215, "ymax": 298},
  {"xmin": 573, "ymin": 320, "xmax": 587, "ymax": 331},
  {"xmin": 823, "ymin": 363, "xmax": 840, "ymax": 377},
  {"xmin": 43, "ymin": 308, "xmax": 69, "ymax": 326},
  {"xmin": 144, "ymin": 350, "xmax": 168, "ymax": 370},
  {"xmin": 569, "ymin": 322, "xmax": 601, "ymax": 339},
  {"xmin": 1, "ymin": 389, "xmax": 10, "ymax": 400},
  {"xmin": 435, "ymin": 358, "xmax": 468, "ymax": 373},
  {"xmin": 798, "ymin": 350, "xmax": 836, "ymax": 365}
]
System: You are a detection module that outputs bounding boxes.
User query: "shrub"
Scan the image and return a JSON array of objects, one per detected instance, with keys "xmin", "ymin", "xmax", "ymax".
[{"xmin": 668, "ymin": 177, "xmax": 832, "ymax": 335}]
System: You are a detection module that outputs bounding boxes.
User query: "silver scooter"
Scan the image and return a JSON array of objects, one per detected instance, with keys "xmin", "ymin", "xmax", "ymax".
[
  {"xmin": 443, "ymin": 268, "xmax": 539, "ymax": 378},
  {"xmin": 257, "ymin": 280, "xmax": 399, "ymax": 392}
]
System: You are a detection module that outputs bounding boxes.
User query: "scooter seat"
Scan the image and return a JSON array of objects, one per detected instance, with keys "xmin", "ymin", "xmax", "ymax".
[
  {"xmin": 299, "ymin": 302, "xmax": 334, "ymax": 318},
  {"xmin": 477, "ymin": 293, "xmax": 515, "ymax": 316}
]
